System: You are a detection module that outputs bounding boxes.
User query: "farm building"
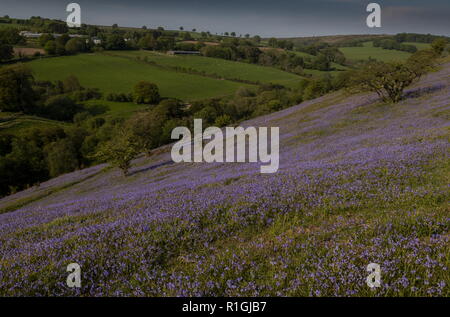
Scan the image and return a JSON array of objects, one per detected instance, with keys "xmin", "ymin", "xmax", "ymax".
[
  {"xmin": 19, "ymin": 31, "xmax": 41, "ymax": 38},
  {"xmin": 91, "ymin": 37, "xmax": 102, "ymax": 45}
]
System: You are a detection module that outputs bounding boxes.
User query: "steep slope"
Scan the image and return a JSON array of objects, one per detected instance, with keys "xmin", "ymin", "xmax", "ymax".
[{"xmin": 0, "ymin": 63, "xmax": 449, "ymax": 296}]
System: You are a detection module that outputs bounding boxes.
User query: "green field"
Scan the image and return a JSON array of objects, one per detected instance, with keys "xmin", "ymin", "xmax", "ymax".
[
  {"xmin": 28, "ymin": 54, "xmax": 255, "ymax": 101},
  {"xmin": 84, "ymin": 99, "xmax": 147, "ymax": 119},
  {"xmin": 0, "ymin": 113, "xmax": 68, "ymax": 135},
  {"xmin": 403, "ymin": 42, "xmax": 431, "ymax": 50},
  {"xmin": 339, "ymin": 41, "xmax": 412, "ymax": 62},
  {"xmin": 0, "ymin": 22, "xmax": 23, "ymax": 29},
  {"xmin": 289, "ymin": 50, "xmax": 349, "ymax": 76},
  {"xmin": 105, "ymin": 50, "xmax": 305, "ymax": 88}
]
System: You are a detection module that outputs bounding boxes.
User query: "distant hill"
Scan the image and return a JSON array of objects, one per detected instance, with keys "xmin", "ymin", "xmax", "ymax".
[{"xmin": 278, "ymin": 34, "xmax": 388, "ymax": 45}]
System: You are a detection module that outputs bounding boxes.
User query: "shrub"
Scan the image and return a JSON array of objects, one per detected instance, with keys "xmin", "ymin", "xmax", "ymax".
[
  {"xmin": 214, "ymin": 114, "xmax": 232, "ymax": 127},
  {"xmin": 431, "ymin": 38, "xmax": 448, "ymax": 56},
  {"xmin": 43, "ymin": 95, "xmax": 83, "ymax": 121},
  {"xmin": 349, "ymin": 50, "xmax": 436, "ymax": 103},
  {"xmin": 0, "ymin": 64, "xmax": 35, "ymax": 113},
  {"xmin": 44, "ymin": 139, "xmax": 79, "ymax": 177},
  {"xmin": 133, "ymin": 81, "xmax": 160, "ymax": 105},
  {"xmin": 106, "ymin": 92, "xmax": 133, "ymax": 102},
  {"xmin": 65, "ymin": 38, "xmax": 87, "ymax": 54},
  {"xmin": 126, "ymin": 109, "xmax": 168, "ymax": 155},
  {"xmin": 94, "ymin": 129, "xmax": 140, "ymax": 175},
  {"xmin": 44, "ymin": 40, "xmax": 56, "ymax": 55},
  {"xmin": 0, "ymin": 44, "xmax": 13, "ymax": 61}
]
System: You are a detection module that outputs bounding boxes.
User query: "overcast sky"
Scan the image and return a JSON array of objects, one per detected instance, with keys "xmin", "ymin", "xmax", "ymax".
[{"xmin": 1, "ymin": 0, "xmax": 449, "ymax": 37}]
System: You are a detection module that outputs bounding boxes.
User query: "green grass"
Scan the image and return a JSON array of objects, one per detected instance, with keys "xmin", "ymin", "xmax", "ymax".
[
  {"xmin": 303, "ymin": 69, "xmax": 347, "ymax": 77},
  {"xmin": 339, "ymin": 41, "xmax": 412, "ymax": 62},
  {"xmin": 290, "ymin": 50, "xmax": 349, "ymax": 76},
  {"xmin": 0, "ymin": 115, "xmax": 68, "ymax": 135},
  {"xmin": 84, "ymin": 99, "xmax": 147, "ymax": 119},
  {"xmin": 403, "ymin": 42, "xmax": 431, "ymax": 50},
  {"xmin": 104, "ymin": 50, "xmax": 305, "ymax": 88},
  {"xmin": 0, "ymin": 22, "xmax": 23, "ymax": 29},
  {"xmin": 27, "ymin": 53, "xmax": 255, "ymax": 101}
]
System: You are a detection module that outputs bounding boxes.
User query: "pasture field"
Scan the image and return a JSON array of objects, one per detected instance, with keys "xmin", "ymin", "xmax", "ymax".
[
  {"xmin": 290, "ymin": 51, "xmax": 349, "ymax": 75},
  {"xmin": 84, "ymin": 100, "xmax": 147, "ymax": 119},
  {"xmin": 339, "ymin": 42, "xmax": 412, "ymax": 62},
  {"xmin": 0, "ymin": 114, "xmax": 68, "ymax": 135},
  {"xmin": 0, "ymin": 22, "xmax": 23, "ymax": 29},
  {"xmin": 104, "ymin": 50, "xmax": 305, "ymax": 88},
  {"xmin": 403, "ymin": 42, "xmax": 431, "ymax": 50},
  {"xmin": 27, "ymin": 54, "xmax": 255, "ymax": 101},
  {"xmin": 303, "ymin": 69, "xmax": 347, "ymax": 77}
]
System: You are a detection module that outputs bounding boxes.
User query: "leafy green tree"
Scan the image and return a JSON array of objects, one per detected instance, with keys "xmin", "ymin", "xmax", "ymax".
[
  {"xmin": 349, "ymin": 50, "xmax": 436, "ymax": 103},
  {"xmin": 268, "ymin": 38, "xmax": 278, "ymax": 48},
  {"xmin": 5, "ymin": 138, "xmax": 48, "ymax": 191},
  {"xmin": 158, "ymin": 99, "xmax": 185, "ymax": 118},
  {"xmin": 138, "ymin": 34, "xmax": 156, "ymax": 50},
  {"xmin": 105, "ymin": 34, "xmax": 126, "ymax": 50},
  {"xmin": 133, "ymin": 81, "xmax": 160, "ymax": 104},
  {"xmin": 235, "ymin": 86, "xmax": 255, "ymax": 98},
  {"xmin": 43, "ymin": 95, "xmax": 83, "ymax": 121},
  {"xmin": 431, "ymin": 38, "xmax": 448, "ymax": 55},
  {"xmin": 39, "ymin": 33, "xmax": 54, "ymax": 47},
  {"xmin": 0, "ymin": 64, "xmax": 35, "ymax": 112},
  {"xmin": 44, "ymin": 139, "xmax": 79, "ymax": 177},
  {"xmin": 405, "ymin": 49, "xmax": 437, "ymax": 77},
  {"xmin": 55, "ymin": 41, "xmax": 66, "ymax": 55},
  {"xmin": 312, "ymin": 54, "xmax": 331, "ymax": 71},
  {"xmin": 194, "ymin": 106, "xmax": 218, "ymax": 125},
  {"xmin": 56, "ymin": 34, "xmax": 71, "ymax": 46},
  {"xmin": 63, "ymin": 75, "xmax": 82, "ymax": 92},
  {"xmin": 95, "ymin": 129, "xmax": 140, "ymax": 175},
  {"xmin": 126, "ymin": 108, "xmax": 168, "ymax": 155},
  {"xmin": 81, "ymin": 135, "xmax": 99, "ymax": 161},
  {"xmin": 183, "ymin": 32, "xmax": 193, "ymax": 41},
  {"xmin": 65, "ymin": 38, "xmax": 87, "ymax": 54},
  {"xmin": 0, "ymin": 44, "xmax": 13, "ymax": 61},
  {"xmin": 0, "ymin": 134, "xmax": 13, "ymax": 156},
  {"xmin": 201, "ymin": 45, "xmax": 234, "ymax": 60},
  {"xmin": 44, "ymin": 40, "xmax": 56, "ymax": 55},
  {"xmin": 0, "ymin": 27, "xmax": 24, "ymax": 45},
  {"xmin": 161, "ymin": 118, "xmax": 186, "ymax": 143},
  {"xmin": 65, "ymin": 126, "xmax": 90, "ymax": 165},
  {"xmin": 214, "ymin": 114, "xmax": 232, "ymax": 127},
  {"xmin": 46, "ymin": 21, "xmax": 68, "ymax": 34},
  {"xmin": 23, "ymin": 127, "xmax": 66, "ymax": 148}
]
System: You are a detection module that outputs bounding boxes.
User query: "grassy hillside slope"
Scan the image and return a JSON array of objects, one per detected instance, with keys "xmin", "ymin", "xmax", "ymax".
[
  {"xmin": 340, "ymin": 41, "xmax": 412, "ymax": 62},
  {"xmin": 0, "ymin": 112, "xmax": 68, "ymax": 135},
  {"xmin": 107, "ymin": 51, "xmax": 305, "ymax": 88},
  {"xmin": 1, "ymin": 62, "xmax": 449, "ymax": 296},
  {"xmin": 28, "ymin": 54, "xmax": 255, "ymax": 101}
]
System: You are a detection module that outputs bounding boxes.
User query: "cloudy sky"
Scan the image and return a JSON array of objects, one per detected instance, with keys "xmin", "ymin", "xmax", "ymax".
[{"xmin": 1, "ymin": 0, "xmax": 449, "ymax": 37}]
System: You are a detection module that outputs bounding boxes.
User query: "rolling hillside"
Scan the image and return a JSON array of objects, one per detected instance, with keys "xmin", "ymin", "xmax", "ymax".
[
  {"xmin": 339, "ymin": 41, "xmax": 413, "ymax": 62},
  {"xmin": 0, "ymin": 62, "xmax": 449, "ymax": 296},
  {"xmin": 27, "ymin": 53, "xmax": 256, "ymax": 101},
  {"xmin": 105, "ymin": 50, "xmax": 305, "ymax": 88},
  {"xmin": 0, "ymin": 113, "xmax": 68, "ymax": 135}
]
